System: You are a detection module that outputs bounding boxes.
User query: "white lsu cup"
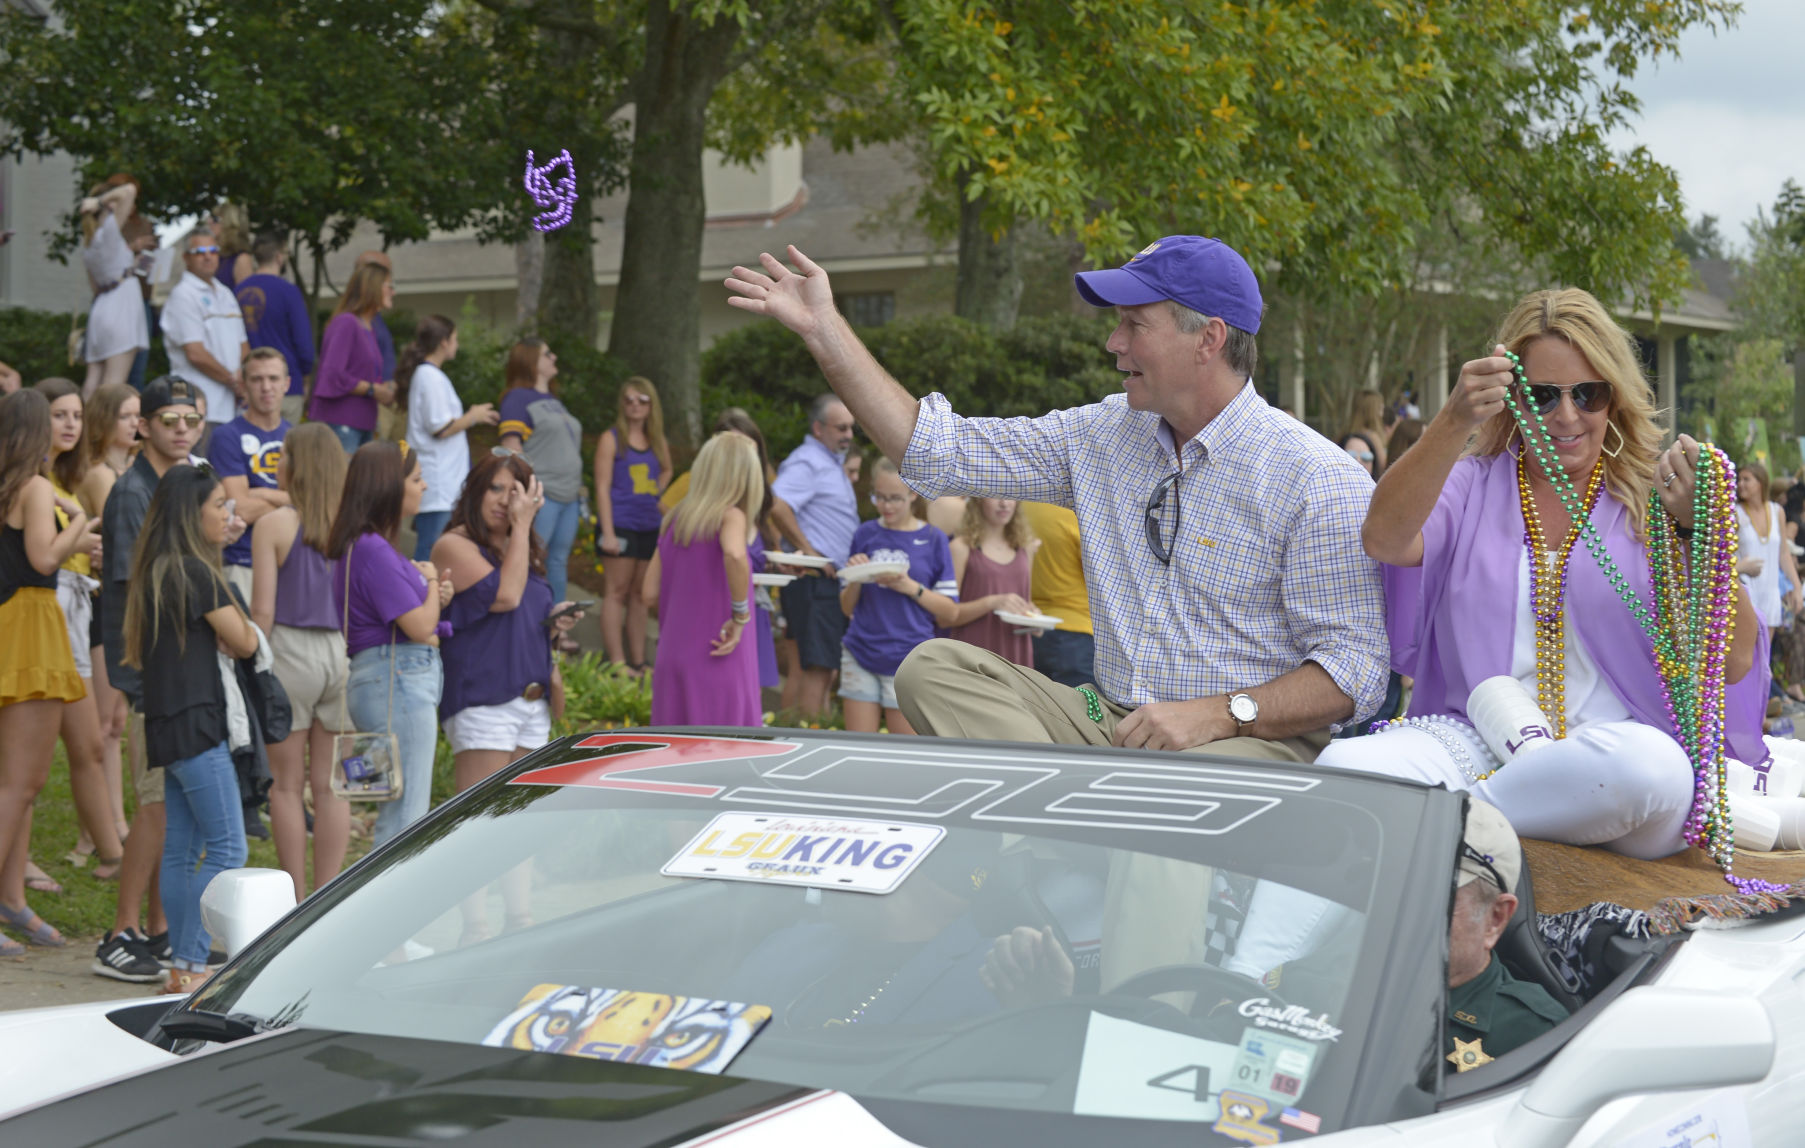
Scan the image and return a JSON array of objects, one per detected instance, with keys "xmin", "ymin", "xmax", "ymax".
[{"xmin": 1467, "ymin": 676, "xmax": 1558, "ymax": 764}]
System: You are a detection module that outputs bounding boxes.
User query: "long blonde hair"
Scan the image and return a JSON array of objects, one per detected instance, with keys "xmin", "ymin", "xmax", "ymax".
[
  {"xmin": 665, "ymin": 432, "xmax": 764, "ymax": 546},
  {"xmin": 1471, "ymin": 288, "xmax": 1660, "ymax": 538},
  {"xmin": 614, "ymin": 376, "xmax": 672, "ymax": 476},
  {"xmin": 956, "ymin": 496, "xmax": 1034, "ymax": 553},
  {"xmin": 282, "ymin": 424, "xmax": 348, "ymax": 551}
]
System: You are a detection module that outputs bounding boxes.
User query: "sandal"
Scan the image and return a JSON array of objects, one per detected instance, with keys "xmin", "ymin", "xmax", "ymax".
[
  {"xmin": 0, "ymin": 902, "xmax": 65, "ymax": 947},
  {"xmin": 24, "ymin": 864, "xmax": 62, "ymax": 896},
  {"xmin": 64, "ymin": 846, "xmax": 93, "ymax": 869},
  {"xmin": 0, "ymin": 933, "xmax": 22, "ymax": 957},
  {"xmin": 91, "ymin": 855, "xmax": 124, "ymax": 882},
  {"xmin": 161, "ymin": 967, "xmax": 213, "ymax": 996}
]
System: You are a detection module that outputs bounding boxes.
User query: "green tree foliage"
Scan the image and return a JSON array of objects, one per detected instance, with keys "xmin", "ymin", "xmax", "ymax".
[
  {"xmin": 885, "ymin": 0, "xmax": 1735, "ymax": 325},
  {"xmin": 1737, "ymin": 180, "xmax": 1805, "ymax": 347},
  {"xmin": 701, "ymin": 311, "xmax": 1117, "ymax": 454},
  {"xmin": 0, "ymin": 1, "xmax": 548, "ymax": 316}
]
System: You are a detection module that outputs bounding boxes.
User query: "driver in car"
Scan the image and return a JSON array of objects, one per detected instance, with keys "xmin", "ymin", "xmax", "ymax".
[
  {"xmin": 1441, "ymin": 800, "xmax": 1569, "ymax": 1072},
  {"xmin": 984, "ymin": 801, "xmax": 1568, "ymax": 1072}
]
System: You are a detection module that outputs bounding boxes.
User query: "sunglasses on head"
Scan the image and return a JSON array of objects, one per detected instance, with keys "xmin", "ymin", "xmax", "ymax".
[
  {"xmin": 1461, "ymin": 842, "xmax": 1508, "ymax": 893},
  {"xmin": 1521, "ymin": 380, "xmax": 1612, "ymax": 417},
  {"xmin": 154, "ymin": 411, "xmax": 205, "ymax": 428}
]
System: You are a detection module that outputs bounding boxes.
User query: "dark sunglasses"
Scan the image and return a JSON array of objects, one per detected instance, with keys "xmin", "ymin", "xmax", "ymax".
[
  {"xmin": 1521, "ymin": 380, "xmax": 1611, "ymax": 417},
  {"xmin": 154, "ymin": 411, "xmax": 205, "ymax": 428},
  {"xmin": 1461, "ymin": 842, "xmax": 1508, "ymax": 893},
  {"xmin": 1144, "ymin": 470, "xmax": 1182, "ymax": 566}
]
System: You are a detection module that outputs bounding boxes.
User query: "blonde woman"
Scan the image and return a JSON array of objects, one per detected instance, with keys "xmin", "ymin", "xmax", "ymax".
[
  {"xmin": 1321, "ymin": 288, "xmax": 1766, "ymax": 857},
  {"xmin": 250, "ymin": 425, "xmax": 352, "ymax": 900},
  {"xmin": 643, "ymin": 432, "xmax": 763, "ymax": 726},
  {"xmin": 78, "ymin": 178, "xmax": 151, "ymax": 397},
  {"xmin": 594, "ymin": 376, "xmax": 672, "ymax": 671}
]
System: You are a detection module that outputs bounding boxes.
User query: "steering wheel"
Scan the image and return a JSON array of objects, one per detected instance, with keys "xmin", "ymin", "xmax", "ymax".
[{"xmin": 1107, "ymin": 963, "xmax": 1293, "ymax": 1022}]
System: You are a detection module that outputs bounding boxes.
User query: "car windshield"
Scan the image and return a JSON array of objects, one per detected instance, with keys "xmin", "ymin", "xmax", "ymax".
[{"xmin": 193, "ymin": 733, "xmax": 1439, "ymax": 1141}]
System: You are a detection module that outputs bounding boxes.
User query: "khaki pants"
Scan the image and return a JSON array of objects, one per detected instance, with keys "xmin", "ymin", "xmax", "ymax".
[
  {"xmin": 894, "ymin": 638, "xmax": 1329, "ymax": 763},
  {"xmin": 280, "ymin": 395, "xmax": 307, "ymax": 425}
]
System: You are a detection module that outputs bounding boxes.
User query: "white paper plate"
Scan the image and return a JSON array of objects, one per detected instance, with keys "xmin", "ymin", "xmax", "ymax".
[
  {"xmin": 767, "ymin": 552, "xmax": 833, "ymax": 569},
  {"xmin": 996, "ymin": 611, "xmax": 1061, "ymax": 630},
  {"xmin": 839, "ymin": 560, "xmax": 910, "ymax": 583},
  {"xmin": 752, "ymin": 572, "xmax": 796, "ymax": 588}
]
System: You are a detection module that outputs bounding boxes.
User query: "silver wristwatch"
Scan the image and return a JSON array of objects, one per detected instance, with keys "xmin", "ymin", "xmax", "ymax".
[{"xmin": 1228, "ymin": 692, "xmax": 1258, "ymax": 734}]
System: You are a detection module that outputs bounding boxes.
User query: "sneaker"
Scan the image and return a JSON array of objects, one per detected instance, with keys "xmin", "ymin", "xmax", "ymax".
[
  {"xmin": 140, "ymin": 929, "xmax": 172, "ymax": 965},
  {"xmin": 92, "ymin": 931, "xmax": 165, "ymax": 983}
]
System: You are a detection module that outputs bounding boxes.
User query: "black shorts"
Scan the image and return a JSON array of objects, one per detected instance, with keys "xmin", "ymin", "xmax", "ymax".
[
  {"xmin": 88, "ymin": 589, "xmax": 103, "ymax": 651},
  {"xmin": 598, "ymin": 527, "xmax": 658, "ymax": 561},
  {"xmin": 780, "ymin": 573, "xmax": 848, "ymax": 671}
]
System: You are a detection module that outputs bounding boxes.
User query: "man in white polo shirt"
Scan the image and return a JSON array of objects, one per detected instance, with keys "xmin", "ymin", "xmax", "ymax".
[{"xmin": 161, "ymin": 228, "xmax": 250, "ymax": 433}]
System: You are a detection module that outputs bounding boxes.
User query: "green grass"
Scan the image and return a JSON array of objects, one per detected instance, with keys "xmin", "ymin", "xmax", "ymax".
[{"xmin": 25, "ymin": 654, "xmax": 843, "ymax": 946}]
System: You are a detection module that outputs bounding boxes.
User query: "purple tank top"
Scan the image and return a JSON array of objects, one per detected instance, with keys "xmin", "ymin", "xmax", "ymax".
[
  {"xmin": 609, "ymin": 428, "xmax": 663, "ymax": 533},
  {"xmin": 274, "ymin": 533, "xmax": 339, "ymax": 630}
]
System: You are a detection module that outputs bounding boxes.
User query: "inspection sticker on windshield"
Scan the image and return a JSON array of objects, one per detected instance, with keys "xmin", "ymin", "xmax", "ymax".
[{"xmin": 663, "ymin": 811, "xmax": 945, "ymax": 894}]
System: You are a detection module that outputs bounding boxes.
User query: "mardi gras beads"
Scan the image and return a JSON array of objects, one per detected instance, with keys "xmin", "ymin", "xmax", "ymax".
[{"xmin": 1502, "ymin": 349, "xmax": 1782, "ymax": 894}]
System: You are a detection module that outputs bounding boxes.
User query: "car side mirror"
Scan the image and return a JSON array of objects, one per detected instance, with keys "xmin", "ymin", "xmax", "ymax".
[
  {"xmin": 200, "ymin": 868, "xmax": 297, "ymax": 961},
  {"xmin": 1495, "ymin": 986, "xmax": 1773, "ymax": 1148}
]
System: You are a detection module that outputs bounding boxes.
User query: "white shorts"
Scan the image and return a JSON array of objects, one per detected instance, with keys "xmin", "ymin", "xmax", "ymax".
[
  {"xmin": 837, "ymin": 647, "xmax": 898, "ymax": 709},
  {"xmin": 55, "ymin": 569, "xmax": 96, "ymax": 679},
  {"xmin": 443, "ymin": 695, "xmax": 552, "ymax": 755}
]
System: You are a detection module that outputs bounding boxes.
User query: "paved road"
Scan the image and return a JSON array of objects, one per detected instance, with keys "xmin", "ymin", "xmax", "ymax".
[{"xmin": 0, "ymin": 943, "xmax": 158, "ymax": 1013}]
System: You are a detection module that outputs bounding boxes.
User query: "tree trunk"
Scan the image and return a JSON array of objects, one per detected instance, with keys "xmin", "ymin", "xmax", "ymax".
[
  {"xmin": 533, "ymin": 3, "xmax": 604, "ymax": 346},
  {"xmin": 537, "ymin": 160, "xmax": 599, "ymax": 345},
  {"xmin": 607, "ymin": 2, "xmax": 742, "ymax": 459},
  {"xmin": 954, "ymin": 178, "xmax": 1022, "ymax": 330},
  {"xmin": 514, "ymin": 231, "xmax": 545, "ymax": 333}
]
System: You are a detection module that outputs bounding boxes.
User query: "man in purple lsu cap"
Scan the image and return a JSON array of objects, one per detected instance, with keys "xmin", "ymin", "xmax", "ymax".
[{"xmin": 725, "ymin": 238, "xmax": 1384, "ymax": 761}]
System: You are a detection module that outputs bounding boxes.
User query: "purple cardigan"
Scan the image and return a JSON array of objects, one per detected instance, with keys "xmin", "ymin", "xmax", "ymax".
[
  {"xmin": 307, "ymin": 311, "xmax": 381, "ymax": 431},
  {"xmin": 1384, "ymin": 452, "xmax": 1770, "ymax": 767}
]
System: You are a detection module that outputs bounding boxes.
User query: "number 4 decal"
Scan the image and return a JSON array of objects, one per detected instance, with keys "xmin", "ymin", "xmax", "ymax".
[{"xmin": 1147, "ymin": 1064, "xmax": 1213, "ymax": 1102}]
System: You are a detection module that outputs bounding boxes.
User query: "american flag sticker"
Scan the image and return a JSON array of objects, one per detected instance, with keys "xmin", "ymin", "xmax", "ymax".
[{"xmin": 1280, "ymin": 1108, "xmax": 1321, "ymax": 1134}]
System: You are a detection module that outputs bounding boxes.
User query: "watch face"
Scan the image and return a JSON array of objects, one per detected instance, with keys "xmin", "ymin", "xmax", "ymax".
[{"xmin": 1230, "ymin": 694, "xmax": 1258, "ymax": 722}]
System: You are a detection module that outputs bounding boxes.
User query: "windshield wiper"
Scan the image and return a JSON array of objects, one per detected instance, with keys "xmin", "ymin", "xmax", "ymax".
[{"xmin": 157, "ymin": 1008, "xmax": 263, "ymax": 1043}]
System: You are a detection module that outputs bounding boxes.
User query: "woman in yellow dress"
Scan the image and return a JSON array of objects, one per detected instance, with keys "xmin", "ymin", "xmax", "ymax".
[{"xmin": 0, "ymin": 390, "xmax": 97, "ymax": 952}]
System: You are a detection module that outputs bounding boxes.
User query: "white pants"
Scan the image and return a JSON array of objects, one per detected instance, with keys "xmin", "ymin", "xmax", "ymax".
[
  {"xmin": 1225, "ymin": 718, "xmax": 1694, "ymax": 983},
  {"xmin": 1318, "ymin": 718, "xmax": 1694, "ymax": 860}
]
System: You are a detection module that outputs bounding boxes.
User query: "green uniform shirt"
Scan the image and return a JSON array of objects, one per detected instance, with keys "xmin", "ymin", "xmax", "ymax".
[{"xmin": 1445, "ymin": 955, "xmax": 1568, "ymax": 1073}]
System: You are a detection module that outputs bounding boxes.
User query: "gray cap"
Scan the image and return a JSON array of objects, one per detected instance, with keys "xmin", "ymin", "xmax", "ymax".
[{"xmin": 1458, "ymin": 799, "xmax": 1521, "ymax": 893}]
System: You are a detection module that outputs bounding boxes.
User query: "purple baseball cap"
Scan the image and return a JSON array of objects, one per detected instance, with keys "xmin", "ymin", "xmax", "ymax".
[{"xmin": 1074, "ymin": 235, "xmax": 1263, "ymax": 334}]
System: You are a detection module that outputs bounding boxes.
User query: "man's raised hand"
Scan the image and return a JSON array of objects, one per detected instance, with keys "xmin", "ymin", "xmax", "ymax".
[{"xmin": 724, "ymin": 246, "xmax": 837, "ymax": 341}]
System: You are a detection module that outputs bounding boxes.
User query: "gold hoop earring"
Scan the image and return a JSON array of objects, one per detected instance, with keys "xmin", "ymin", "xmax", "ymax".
[
  {"xmin": 1601, "ymin": 421, "xmax": 1624, "ymax": 459},
  {"xmin": 1506, "ymin": 426, "xmax": 1525, "ymax": 460}
]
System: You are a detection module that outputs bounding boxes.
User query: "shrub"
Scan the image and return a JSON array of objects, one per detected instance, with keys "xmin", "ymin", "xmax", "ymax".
[
  {"xmin": 700, "ymin": 312, "xmax": 1119, "ymax": 460},
  {"xmin": 0, "ymin": 306, "xmax": 79, "ymax": 383}
]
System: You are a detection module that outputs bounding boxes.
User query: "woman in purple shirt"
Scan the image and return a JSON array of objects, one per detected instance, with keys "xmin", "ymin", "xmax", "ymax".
[
  {"xmin": 594, "ymin": 376, "xmax": 671, "ymax": 673},
  {"xmin": 1320, "ymin": 289, "xmax": 1764, "ymax": 859},
  {"xmin": 433, "ymin": 452, "xmax": 582, "ymax": 942},
  {"xmin": 327, "ymin": 441, "xmax": 450, "ymax": 846},
  {"xmin": 249, "ymin": 424, "xmax": 351, "ymax": 900},
  {"xmin": 308, "ymin": 263, "xmax": 397, "ymax": 454}
]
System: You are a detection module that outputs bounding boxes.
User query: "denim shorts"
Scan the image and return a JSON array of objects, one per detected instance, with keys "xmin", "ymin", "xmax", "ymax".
[{"xmin": 837, "ymin": 647, "xmax": 898, "ymax": 709}]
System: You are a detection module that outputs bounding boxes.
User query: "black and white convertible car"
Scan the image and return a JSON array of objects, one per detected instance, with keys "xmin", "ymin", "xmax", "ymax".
[{"xmin": 1, "ymin": 729, "xmax": 1801, "ymax": 1146}]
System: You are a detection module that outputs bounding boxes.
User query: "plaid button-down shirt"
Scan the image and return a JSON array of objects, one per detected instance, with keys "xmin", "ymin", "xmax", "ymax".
[{"xmin": 902, "ymin": 383, "xmax": 1389, "ymax": 721}]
